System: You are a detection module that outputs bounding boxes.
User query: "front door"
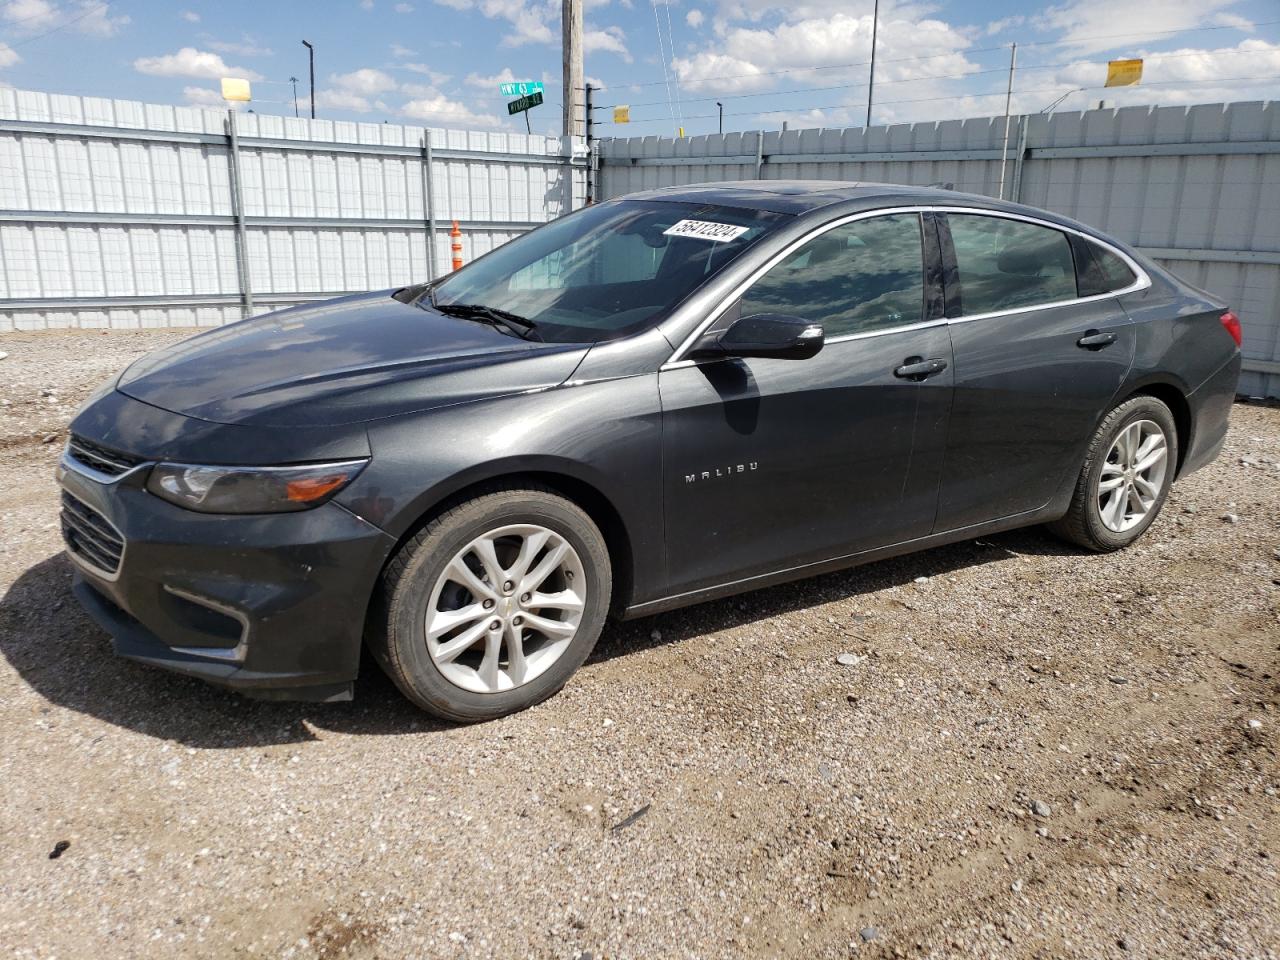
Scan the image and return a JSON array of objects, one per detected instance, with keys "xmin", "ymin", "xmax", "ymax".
[
  {"xmin": 659, "ymin": 211, "xmax": 953, "ymax": 597},
  {"xmin": 934, "ymin": 212, "xmax": 1139, "ymax": 532}
]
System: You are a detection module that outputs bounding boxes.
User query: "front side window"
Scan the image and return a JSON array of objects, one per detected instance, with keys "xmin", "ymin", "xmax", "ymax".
[
  {"xmin": 431, "ymin": 199, "xmax": 785, "ymax": 343},
  {"xmin": 737, "ymin": 213, "xmax": 924, "ymax": 337},
  {"xmin": 947, "ymin": 214, "xmax": 1077, "ymax": 315}
]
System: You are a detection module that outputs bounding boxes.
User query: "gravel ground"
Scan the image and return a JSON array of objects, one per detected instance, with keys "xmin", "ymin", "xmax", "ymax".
[{"xmin": 0, "ymin": 329, "xmax": 1277, "ymax": 960}]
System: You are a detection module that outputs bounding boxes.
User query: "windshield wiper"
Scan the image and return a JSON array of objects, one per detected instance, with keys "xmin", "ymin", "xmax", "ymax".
[{"xmin": 431, "ymin": 302, "xmax": 542, "ymax": 341}]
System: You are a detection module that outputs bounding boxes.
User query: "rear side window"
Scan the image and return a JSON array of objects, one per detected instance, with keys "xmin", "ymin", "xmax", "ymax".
[
  {"xmin": 738, "ymin": 213, "xmax": 924, "ymax": 337},
  {"xmin": 1072, "ymin": 234, "xmax": 1138, "ymax": 296},
  {"xmin": 947, "ymin": 214, "xmax": 1077, "ymax": 315}
]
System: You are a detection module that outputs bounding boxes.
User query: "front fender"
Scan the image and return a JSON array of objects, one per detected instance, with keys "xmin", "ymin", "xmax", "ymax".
[{"xmin": 335, "ymin": 375, "xmax": 667, "ymax": 605}]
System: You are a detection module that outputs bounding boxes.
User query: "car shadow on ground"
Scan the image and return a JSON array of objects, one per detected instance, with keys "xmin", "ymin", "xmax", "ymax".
[{"xmin": 1, "ymin": 529, "xmax": 1079, "ymax": 748}]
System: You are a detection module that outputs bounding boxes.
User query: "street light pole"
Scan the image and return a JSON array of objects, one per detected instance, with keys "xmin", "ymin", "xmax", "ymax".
[
  {"xmin": 866, "ymin": 0, "xmax": 879, "ymax": 127},
  {"xmin": 289, "ymin": 76, "xmax": 299, "ymax": 118},
  {"xmin": 301, "ymin": 40, "xmax": 315, "ymax": 119},
  {"xmin": 716, "ymin": 101, "xmax": 723, "ymax": 134}
]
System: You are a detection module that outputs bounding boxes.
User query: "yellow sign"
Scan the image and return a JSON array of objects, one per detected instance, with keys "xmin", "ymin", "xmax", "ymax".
[
  {"xmin": 1105, "ymin": 59, "xmax": 1143, "ymax": 87},
  {"xmin": 220, "ymin": 77, "xmax": 252, "ymax": 102},
  {"xmin": 613, "ymin": 104, "xmax": 630, "ymax": 124}
]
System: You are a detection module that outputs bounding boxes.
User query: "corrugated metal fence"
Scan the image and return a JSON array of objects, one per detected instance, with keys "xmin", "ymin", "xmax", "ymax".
[
  {"xmin": 597, "ymin": 100, "xmax": 1280, "ymax": 398},
  {"xmin": 0, "ymin": 87, "xmax": 586, "ymax": 331}
]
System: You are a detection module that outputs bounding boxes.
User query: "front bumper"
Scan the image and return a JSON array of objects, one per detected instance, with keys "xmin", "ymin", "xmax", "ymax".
[{"xmin": 59, "ymin": 452, "xmax": 397, "ymax": 701}]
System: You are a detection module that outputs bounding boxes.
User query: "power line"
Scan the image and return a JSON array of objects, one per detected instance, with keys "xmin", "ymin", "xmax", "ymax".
[
  {"xmin": 594, "ymin": 74, "xmax": 1280, "ymax": 126},
  {"xmin": 648, "ymin": 0, "xmax": 676, "ymax": 124},
  {"xmin": 589, "ymin": 17, "xmax": 1280, "ymax": 94},
  {"xmin": 4, "ymin": 0, "xmax": 123, "ymax": 48},
  {"xmin": 0, "ymin": 0, "xmax": 108, "ymax": 29},
  {"xmin": 594, "ymin": 45, "xmax": 1280, "ymax": 112},
  {"xmin": 661, "ymin": 0, "xmax": 685, "ymax": 126}
]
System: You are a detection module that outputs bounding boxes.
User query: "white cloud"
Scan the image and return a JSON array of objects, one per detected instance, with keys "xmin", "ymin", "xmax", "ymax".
[
  {"xmin": 329, "ymin": 67, "xmax": 399, "ymax": 95},
  {"xmin": 0, "ymin": 41, "xmax": 19, "ymax": 68},
  {"xmin": 686, "ymin": 9, "xmax": 703, "ymax": 28},
  {"xmin": 78, "ymin": 0, "xmax": 127, "ymax": 35},
  {"xmin": 316, "ymin": 88, "xmax": 373, "ymax": 112},
  {"xmin": 1, "ymin": 0, "xmax": 127, "ymax": 36},
  {"xmin": 1, "ymin": 0, "xmax": 58, "ymax": 30},
  {"xmin": 394, "ymin": 1, "xmax": 413, "ymax": 10},
  {"xmin": 390, "ymin": 43, "xmax": 416, "ymax": 57},
  {"xmin": 1045, "ymin": 38, "xmax": 1280, "ymax": 110},
  {"xmin": 985, "ymin": 15, "xmax": 1024, "ymax": 36},
  {"xmin": 402, "ymin": 92, "xmax": 504, "ymax": 128},
  {"xmin": 182, "ymin": 85, "xmax": 225, "ymax": 106},
  {"xmin": 400, "ymin": 62, "xmax": 452, "ymax": 85},
  {"xmin": 360, "ymin": 0, "xmax": 374, "ymax": 8},
  {"xmin": 465, "ymin": 67, "xmax": 517, "ymax": 89},
  {"xmin": 134, "ymin": 47, "xmax": 262, "ymax": 81},
  {"xmin": 1037, "ymin": 0, "xmax": 1242, "ymax": 54},
  {"xmin": 1210, "ymin": 12, "xmax": 1254, "ymax": 32},
  {"xmin": 206, "ymin": 37, "xmax": 273, "ymax": 57},
  {"xmin": 585, "ymin": 24, "xmax": 631, "ymax": 61},
  {"xmin": 673, "ymin": 12, "xmax": 975, "ymax": 94},
  {"xmin": 435, "ymin": 0, "xmax": 558, "ymax": 47},
  {"xmin": 181, "ymin": 9, "xmax": 199, "ymax": 22}
]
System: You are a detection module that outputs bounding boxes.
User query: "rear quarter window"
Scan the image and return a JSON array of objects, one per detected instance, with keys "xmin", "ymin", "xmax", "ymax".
[{"xmin": 1072, "ymin": 234, "xmax": 1138, "ymax": 296}]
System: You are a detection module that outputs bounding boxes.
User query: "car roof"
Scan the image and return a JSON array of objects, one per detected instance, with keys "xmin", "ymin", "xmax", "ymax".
[
  {"xmin": 622, "ymin": 180, "xmax": 967, "ymax": 215},
  {"xmin": 621, "ymin": 179, "xmax": 1121, "ymax": 245}
]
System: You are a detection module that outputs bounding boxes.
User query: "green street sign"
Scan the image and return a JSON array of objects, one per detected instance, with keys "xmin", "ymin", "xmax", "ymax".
[
  {"xmin": 499, "ymin": 81, "xmax": 544, "ymax": 97},
  {"xmin": 507, "ymin": 90, "xmax": 544, "ymax": 115}
]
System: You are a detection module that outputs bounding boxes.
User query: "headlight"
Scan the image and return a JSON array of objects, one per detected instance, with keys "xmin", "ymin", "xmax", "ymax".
[{"xmin": 146, "ymin": 460, "xmax": 368, "ymax": 514}]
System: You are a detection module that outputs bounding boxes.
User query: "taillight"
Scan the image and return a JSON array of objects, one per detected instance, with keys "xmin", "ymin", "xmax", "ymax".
[{"xmin": 1220, "ymin": 310, "xmax": 1242, "ymax": 347}]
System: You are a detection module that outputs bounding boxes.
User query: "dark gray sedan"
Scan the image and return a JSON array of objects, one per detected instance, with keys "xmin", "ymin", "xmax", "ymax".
[{"xmin": 59, "ymin": 181, "xmax": 1242, "ymax": 721}]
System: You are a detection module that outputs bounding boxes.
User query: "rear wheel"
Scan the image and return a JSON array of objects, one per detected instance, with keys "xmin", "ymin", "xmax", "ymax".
[
  {"xmin": 1048, "ymin": 395, "xmax": 1178, "ymax": 552},
  {"xmin": 369, "ymin": 486, "xmax": 611, "ymax": 721}
]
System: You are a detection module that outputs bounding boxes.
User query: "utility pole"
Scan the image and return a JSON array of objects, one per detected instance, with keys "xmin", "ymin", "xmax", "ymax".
[
  {"xmin": 865, "ymin": 0, "xmax": 879, "ymax": 127},
  {"xmin": 289, "ymin": 76, "xmax": 299, "ymax": 118},
  {"xmin": 997, "ymin": 43, "xmax": 1018, "ymax": 200},
  {"xmin": 301, "ymin": 40, "xmax": 315, "ymax": 119},
  {"xmin": 716, "ymin": 101, "xmax": 723, "ymax": 134},
  {"xmin": 562, "ymin": 0, "xmax": 583, "ymax": 138}
]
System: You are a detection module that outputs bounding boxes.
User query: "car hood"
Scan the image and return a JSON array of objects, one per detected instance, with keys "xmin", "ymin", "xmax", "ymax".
[{"xmin": 117, "ymin": 291, "xmax": 591, "ymax": 427}]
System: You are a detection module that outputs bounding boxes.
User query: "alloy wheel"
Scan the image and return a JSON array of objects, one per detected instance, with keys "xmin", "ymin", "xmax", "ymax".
[
  {"xmin": 425, "ymin": 524, "xmax": 586, "ymax": 694},
  {"xmin": 1096, "ymin": 419, "xmax": 1169, "ymax": 533}
]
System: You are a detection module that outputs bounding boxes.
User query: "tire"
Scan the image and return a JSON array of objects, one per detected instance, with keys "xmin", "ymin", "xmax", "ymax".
[
  {"xmin": 368, "ymin": 485, "xmax": 611, "ymax": 722},
  {"xmin": 1047, "ymin": 395, "xmax": 1179, "ymax": 552}
]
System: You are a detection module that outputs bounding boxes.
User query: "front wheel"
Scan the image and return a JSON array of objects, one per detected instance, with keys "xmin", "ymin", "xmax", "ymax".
[
  {"xmin": 1047, "ymin": 395, "xmax": 1179, "ymax": 552},
  {"xmin": 368, "ymin": 486, "xmax": 612, "ymax": 722}
]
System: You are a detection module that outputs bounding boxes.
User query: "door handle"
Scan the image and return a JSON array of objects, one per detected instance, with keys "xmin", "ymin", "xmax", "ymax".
[
  {"xmin": 894, "ymin": 356, "xmax": 948, "ymax": 380},
  {"xmin": 1077, "ymin": 330, "xmax": 1118, "ymax": 349}
]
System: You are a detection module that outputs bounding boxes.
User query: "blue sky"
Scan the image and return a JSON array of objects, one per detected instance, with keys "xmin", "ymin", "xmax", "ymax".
[{"xmin": 1, "ymin": 0, "xmax": 1278, "ymax": 136}]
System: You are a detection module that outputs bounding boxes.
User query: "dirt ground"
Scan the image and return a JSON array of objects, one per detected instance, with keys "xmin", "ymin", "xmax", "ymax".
[{"xmin": 0, "ymin": 329, "xmax": 1277, "ymax": 960}]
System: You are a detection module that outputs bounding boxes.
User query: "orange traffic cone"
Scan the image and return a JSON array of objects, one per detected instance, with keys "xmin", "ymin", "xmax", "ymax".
[{"xmin": 450, "ymin": 220, "xmax": 463, "ymax": 271}]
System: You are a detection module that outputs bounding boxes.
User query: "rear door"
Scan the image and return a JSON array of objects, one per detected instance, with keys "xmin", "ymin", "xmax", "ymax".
[
  {"xmin": 658, "ymin": 211, "xmax": 953, "ymax": 596},
  {"xmin": 933, "ymin": 211, "xmax": 1141, "ymax": 532}
]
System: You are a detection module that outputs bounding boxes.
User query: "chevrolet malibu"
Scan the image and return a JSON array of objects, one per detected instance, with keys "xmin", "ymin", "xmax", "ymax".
[{"xmin": 59, "ymin": 181, "xmax": 1242, "ymax": 721}]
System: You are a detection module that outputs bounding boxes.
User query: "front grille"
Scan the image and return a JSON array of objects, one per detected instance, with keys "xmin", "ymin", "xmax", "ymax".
[
  {"xmin": 60, "ymin": 491, "xmax": 125, "ymax": 577},
  {"xmin": 67, "ymin": 434, "xmax": 143, "ymax": 477}
]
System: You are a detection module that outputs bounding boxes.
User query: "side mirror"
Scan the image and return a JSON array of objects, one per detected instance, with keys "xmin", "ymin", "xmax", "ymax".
[{"xmin": 695, "ymin": 313, "xmax": 825, "ymax": 361}]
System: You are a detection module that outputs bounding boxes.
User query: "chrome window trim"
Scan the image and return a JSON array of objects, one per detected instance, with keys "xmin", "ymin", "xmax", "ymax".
[{"xmin": 660, "ymin": 204, "xmax": 1152, "ymax": 370}]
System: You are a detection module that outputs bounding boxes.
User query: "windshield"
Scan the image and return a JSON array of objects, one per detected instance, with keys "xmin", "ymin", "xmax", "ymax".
[{"xmin": 428, "ymin": 199, "xmax": 787, "ymax": 343}]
